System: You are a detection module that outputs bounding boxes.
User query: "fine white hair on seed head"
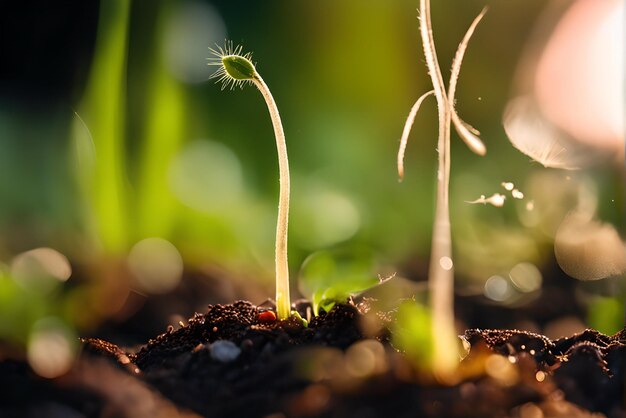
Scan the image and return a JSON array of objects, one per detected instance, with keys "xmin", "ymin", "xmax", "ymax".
[{"xmin": 208, "ymin": 41, "xmax": 256, "ymax": 90}]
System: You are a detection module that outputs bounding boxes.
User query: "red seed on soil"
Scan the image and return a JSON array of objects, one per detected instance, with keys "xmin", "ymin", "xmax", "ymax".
[{"xmin": 257, "ymin": 310, "xmax": 277, "ymax": 323}]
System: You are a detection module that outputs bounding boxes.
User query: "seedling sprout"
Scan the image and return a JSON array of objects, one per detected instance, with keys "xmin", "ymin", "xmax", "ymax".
[
  {"xmin": 209, "ymin": 42, "xmax": 292, "ymax": 320},
  {"xmin": 397, "ymin": 1, "xmax": 487, "ymax": 377}
]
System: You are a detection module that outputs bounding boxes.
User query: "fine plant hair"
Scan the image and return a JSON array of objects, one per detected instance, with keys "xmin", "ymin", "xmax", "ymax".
[
  {"xmin": 209, "ymin": 42, "xmax": 292, "ymax": 320},
  {"xmin": 397, "ymin": 1, "xmax": 487, "ymax": 377}
]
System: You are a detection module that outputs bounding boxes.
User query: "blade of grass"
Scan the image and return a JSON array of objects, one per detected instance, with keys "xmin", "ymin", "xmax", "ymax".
[
  {"xmin": 76, "ymin": 0, "xmax": 131, "ymax": 253},
  {"xmin": 136, "ymin": 3, "xmax": 186, "ymax": 240}
]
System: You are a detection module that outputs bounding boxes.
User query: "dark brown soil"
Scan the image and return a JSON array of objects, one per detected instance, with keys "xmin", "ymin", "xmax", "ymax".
[{"xmin": 1, "ymin": 300, "xmax": 624, "ymax": 418}]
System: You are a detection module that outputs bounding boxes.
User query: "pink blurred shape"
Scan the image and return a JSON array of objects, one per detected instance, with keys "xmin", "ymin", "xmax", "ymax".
[{"xmin": 534, "ymin": 0, "xmax": 624, "ymax": 154}]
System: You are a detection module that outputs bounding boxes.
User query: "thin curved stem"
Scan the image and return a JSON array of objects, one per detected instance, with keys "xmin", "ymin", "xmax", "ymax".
[
  {"xmin": 420, "ymin": 0, "xmax": 449, "ymax": 111},
  {"xmin": 448, "ymin": 7, "xmax": 488, "ymax": 156},
  {"xmin": 398, "ymin": 90, "xmax": 435, "ymax": 180},
  {"xmin": 252, "ymin": 75, "xmax": 291, "ymax": 320},
  {"xmin": 448, "ymin": 7, "xmax": 488, "ymax": 107}
]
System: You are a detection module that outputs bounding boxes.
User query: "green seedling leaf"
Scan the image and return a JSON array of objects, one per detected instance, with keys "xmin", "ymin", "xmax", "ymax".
[
  {"xmin": 299, "ymin": 247, "xmax": 382, "ymax": 316},
  {"xmin": 291, "ymin": 310, "xmax": 308, "ymax": 328}
]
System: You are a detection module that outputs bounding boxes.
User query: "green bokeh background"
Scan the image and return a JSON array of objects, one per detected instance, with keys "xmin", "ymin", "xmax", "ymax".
[{"xmin": 0, "ymin": 0, "xmax": 623, "ymax": 343}]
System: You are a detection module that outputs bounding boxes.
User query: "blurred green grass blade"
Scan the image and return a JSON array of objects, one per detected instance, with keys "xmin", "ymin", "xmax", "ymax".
[
  {"xmin": 136, "ymin": 74, "xmax": 185, "ymax": 239},
  {"xmin": 136, "ymin": 4, "xmax": 186, "ymax": 240},
  {"xmin": 75, "ymin": 0, "xmax": 131, "ymax": 253}
]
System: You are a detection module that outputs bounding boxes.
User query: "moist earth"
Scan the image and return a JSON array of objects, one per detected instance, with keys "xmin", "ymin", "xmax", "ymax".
[{"xmin": 1, "ymin": 300, "xmax": 624, "ymax": 418}]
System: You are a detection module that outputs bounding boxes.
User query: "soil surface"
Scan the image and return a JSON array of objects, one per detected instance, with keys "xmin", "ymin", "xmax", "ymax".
[{"xmin": 1, "ymin": 300, "xmax": 624, "ymax": 418}]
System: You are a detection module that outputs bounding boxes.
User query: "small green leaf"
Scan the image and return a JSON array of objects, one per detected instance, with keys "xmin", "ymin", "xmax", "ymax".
[
  {"xmin": 291, "ymin": 310, "xmax": 308, "ymax": 328},
  {"xmin": 311, "ymin": 290, "xmax": 324, "ymax": 316},
  {"xmin": 299, "ymin": 247, "xmax": 382, "ymax": 316}
]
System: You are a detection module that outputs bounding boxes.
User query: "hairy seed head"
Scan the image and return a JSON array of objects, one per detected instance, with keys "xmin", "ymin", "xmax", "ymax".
[
  {"xmin": 222, "ymin": 55, "xmax": 256, "ymax": 80},
  {"xmin": 208, "ymin": 41, "xmax": 257, "ymax": 90}
]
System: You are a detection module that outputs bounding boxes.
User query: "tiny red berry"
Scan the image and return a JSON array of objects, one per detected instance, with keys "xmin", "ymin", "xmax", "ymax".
[{"xmin": 257, "ymin": 310, "xmax": 277, "ymax": 323}]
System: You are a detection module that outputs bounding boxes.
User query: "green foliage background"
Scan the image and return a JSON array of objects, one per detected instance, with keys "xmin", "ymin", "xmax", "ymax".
[{"xmin": 0, "ymin": 0, "xmax": 623, "ymax": 342}]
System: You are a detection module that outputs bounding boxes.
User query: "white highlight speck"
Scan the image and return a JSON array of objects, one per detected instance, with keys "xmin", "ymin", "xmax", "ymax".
[
  {"xmin": 210, "ymin": 340, "xmax": 242, "ymax": 363},
  {"xmin": 439, "ymin": 256, "xmax": 453, "ymax": 270},
  {"xmin": 484, "ymin": 275, "xmax": 512, "ymax": 301},
  {"xmin": 466, "ymin": 193, "xmax": 506, "ymax": 207},
  {"xmin": 501, "ymin": 182, "xmax": 515, "ymax": 191}
]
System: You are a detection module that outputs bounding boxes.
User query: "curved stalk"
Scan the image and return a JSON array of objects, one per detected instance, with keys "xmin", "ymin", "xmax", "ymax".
[
  {"xmin": 210, "ymin": 43, "xmax": 292, "ymax": 320},
  {"xmin": 449, "ymin": 8, "xmax": 488, "ymax": 156},
  {"xmin": 398, "ymin": 90, "xmax": 435, "ymax": 181},
  {"xmin": 251, "ymin": 76, "xmax": 291, "ymax": 320}
]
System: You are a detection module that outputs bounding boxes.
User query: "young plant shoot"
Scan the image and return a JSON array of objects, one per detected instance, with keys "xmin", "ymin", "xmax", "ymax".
[
  {"xmin": 209, "ymin": 42, "xmax": 292, "ymax": 320},
  {"xmin": 397, "ymin": 2, "xmax": 487, "ymax": 378}
]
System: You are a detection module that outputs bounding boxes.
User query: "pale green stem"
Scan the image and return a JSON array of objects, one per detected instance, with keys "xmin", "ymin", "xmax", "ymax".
[
  {"xmin": 419, "ymin": 0, "xmax": 458, "ymax": 377},
  {"xmin": 252, "ymin": 75, "xmax": 291, "ymax": 320}
]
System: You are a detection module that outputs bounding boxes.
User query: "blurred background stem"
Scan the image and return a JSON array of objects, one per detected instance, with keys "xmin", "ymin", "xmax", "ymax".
[{"xmin": 75, "ymin": 0, "xmax": 131, "ymax": 254}]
